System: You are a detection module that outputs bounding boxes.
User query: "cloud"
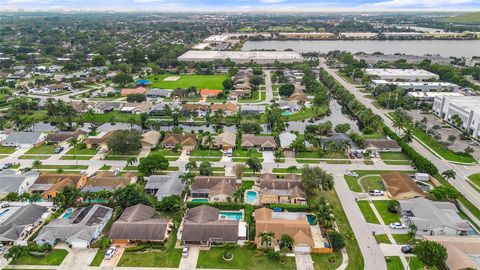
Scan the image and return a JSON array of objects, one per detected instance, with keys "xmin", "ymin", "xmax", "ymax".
[
  {"xmin": 365, "ymin": 0, "xmax": 477, "ymax": 8},
  {"xmin": 260, "ymin": 0, "xmax": 287, "ymax": 4}
]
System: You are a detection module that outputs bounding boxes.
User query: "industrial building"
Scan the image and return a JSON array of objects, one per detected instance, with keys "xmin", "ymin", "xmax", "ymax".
[
  {"xmin": 178, "ymin": 50, "xmax": 303, "ymax": 64},
  {"xmin": 406, "ymin": 92, "xmax": 464, "ymax": 103},
  {"xmin": 353, "ymin": 53, "xmax": 452, "ymax": 65},
  {"xmin": 370, "ymin": 80, "xmax": 459, "ymax": 92},
  {"xmin": 365, "ymin": 68, "xmax": 439, "ymax": 81},
  {"xmin": 433, "ymin": 96, "xmax": 480, "ymax": 139}
]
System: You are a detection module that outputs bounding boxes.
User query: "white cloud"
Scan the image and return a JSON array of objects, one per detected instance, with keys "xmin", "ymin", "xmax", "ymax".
[{"xmin": 365, "ymin": 0, "xmax": 476, "ymax": 8}]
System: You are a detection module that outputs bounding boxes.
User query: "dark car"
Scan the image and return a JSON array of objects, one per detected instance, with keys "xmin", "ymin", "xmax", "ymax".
[
  {"xmin": 401, "ymin": 245, "xmax": 413, "ymax": 254},
  {"xmin": 54, "ymin": 147, "xmax": 64, "ymax": 154}
]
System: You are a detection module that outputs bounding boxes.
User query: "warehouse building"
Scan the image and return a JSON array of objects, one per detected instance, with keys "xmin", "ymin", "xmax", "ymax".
[
  {"xmin": 433, "ymin": 96, "xmax": 480, "ymax": 139},
  {"xmin": 406, "ymin": 92, "xmax": 464, "ymax": 103},
  {"xmin": 178, "ymin": 50, "xmax": 303, "ymax": 64},
  {"xmin": 365, "ymin": 69, "xmax": 439, "ymax": 81},
  {"xmin": 370, "ymin": 80, "xmax": 459, "ymax": 92}
]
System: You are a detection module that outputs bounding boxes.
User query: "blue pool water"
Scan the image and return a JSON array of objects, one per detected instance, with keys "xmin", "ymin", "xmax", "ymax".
[
  {"xmin": 191, "ymin": 198, "xmax": 209, "ymax": 203},
  {"xmin": 62, "ymin": 209, "xmax": 74, "ymax": 219},
  {"xmin": 245, "ymin": 191, "xmax": 257, "ymax": 204},
  {"xmin": 281, "ymin": 111, "xmax": 293, "ymax": 116},
  {"xmin": 0, "ymin": 209, "xmax": 10, "ymax": 217},
  {"xmin": 307, "ymin": 214, "xmax": 316, "ymax": 225},
  {"xmin": 219, "ymin": 211, "xmax": 243, "ymax": 221}
]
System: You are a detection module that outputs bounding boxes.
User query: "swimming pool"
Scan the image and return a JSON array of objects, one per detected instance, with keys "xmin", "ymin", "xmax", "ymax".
[
  {"xmin": 191, "ymin": 198, "xmax": 209, "ymax": 203},
  {"xmin": 0, "ymin": 209, "xmax": 10, "ymax": 217},
  {"xmin": 281, "ymin": 111, "xmax": 293, "ymax": 116},
  {"xmin": 245, "ymin": 191, "xmax": 258, "ymax": 204},
  {"xmin": 62, "ymin": 209, "xmax": 74, "ymax": 219},
  {"xmin": 306, "ymin": 214, "xmax": 316, "ymax": 225},
  {"xmin": 219, "ymin": 211, "xmax": 243, "ymax": 221}
]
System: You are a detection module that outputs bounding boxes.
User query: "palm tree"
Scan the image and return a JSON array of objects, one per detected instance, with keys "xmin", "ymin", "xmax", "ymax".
[
  {"xmin": 401, "ymin": 129, "xmax": 413, "ymax": 143},
  {"xmin": 392, "ymin": 117, "xmax": 404, "ymax": 135},
  {"xmin": 126, "ymin": 157, "xmax": 137, "ymax": 167},
  {"xmin": 259, "ymin": 231, "xmax": 275, "ymax": 248},
  {"xmin": 315, "ymin": 199, "xmax": 335, "ymax": 230},
  {"xmin": 29, "ymin": 193, "xmax": 42, "ymax": 203},
  {"xmin": 185, "ymin": 160, "xmax": 198, "ymax": 172},
  {"xmin": 180, "ymin": 172, "xmax": 195, "ymax": 186},
  {"xmin": 56, "ymin": 168, "xmax": 64, "ymax": 174},
  {"xmin": 68, "ymin": 138, "xmax": 79, "ymax": 166},
  {"xmin": 442, "ymin": 170, "xmax": 456, "ymax": 181},
  {"xmin": 32, "ymin": 160, "xmax": 42, "ymax": 172},
  {"xmin": 279, "ymin": 234, "xmax": 294, "ymax": 250}
]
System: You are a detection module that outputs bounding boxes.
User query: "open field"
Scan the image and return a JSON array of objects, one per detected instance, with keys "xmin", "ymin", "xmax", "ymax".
[{"xmin": 148, "ymin": 74, "xmax": 228, "ymax": 90}]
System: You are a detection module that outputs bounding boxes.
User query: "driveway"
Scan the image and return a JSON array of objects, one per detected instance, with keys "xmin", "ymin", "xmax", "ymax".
[
  {"xmin": 101, "ymin": 246, "xmax": 125, "ymax": 267},
  {"xmin": 60, "ymin": 246, "xmax": 98, "ymax": 269},
  {"xmin": 262, "ymin": 151, "xmax": 274, "ymax": 163},
  {"xmin": 295, "ymin": 253, "xmax": 314, "ymax": 270},
  {"xmin": 178, "ymin": 245, "xmax": 199, "ymax": 270}
]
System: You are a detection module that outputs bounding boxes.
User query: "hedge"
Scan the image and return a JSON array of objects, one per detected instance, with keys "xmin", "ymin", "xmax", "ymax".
[
  {"xmin": 186, "ymin": 201, "xmax": 245, "ymax": 210},
  {"xmin": 383, "ymin": 126, "xmax": 438, "ymax": 175},
  {"xmin": 268, "ymin": 203, "xmax": 311, "ymax": 212}
]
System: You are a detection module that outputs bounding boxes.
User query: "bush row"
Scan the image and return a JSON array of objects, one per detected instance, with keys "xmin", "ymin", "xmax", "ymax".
[{"xmin": 267, "ymin": 203, "xmax": 311, "ymax": 212}]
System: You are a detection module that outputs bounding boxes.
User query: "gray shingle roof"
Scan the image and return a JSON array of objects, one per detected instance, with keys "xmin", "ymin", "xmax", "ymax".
[
  {"xmin": 2, "ymin": 132, "xmax": 43, "ymax": 145},
  {"xmin": 144, "ymin": 171, "xmax": 183, "ymax": 199},
  {"xmin": 0, "ymin": 204, "xmax": 48, "ymax": 242}
]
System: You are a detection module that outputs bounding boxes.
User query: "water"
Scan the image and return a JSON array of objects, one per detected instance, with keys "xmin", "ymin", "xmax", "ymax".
[
  {"xmin": 245, "ymin": 190, "xmax": 258, "ymax": 204},
  {"xmin": 190, "ymin": 198, "xmax": 209, "ymax": 203},
  {"xmin": 242, "ymin": 40, "xmax": 480, "ymax": 58},
  {"xmin": 62, "ymin": 208, "xmax": 74, "ymax": 219},
  {"xmin": 219, "ymin": 211, "xmax": 243, "ymax": 221},
  {"xmin": 306, "ymin": 214, "xmax": 316, "ymax": 225}
]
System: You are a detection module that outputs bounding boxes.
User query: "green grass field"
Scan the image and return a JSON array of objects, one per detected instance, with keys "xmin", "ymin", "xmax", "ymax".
[
  {"xmin": 357, "ymin": 201, "xmax": 380, "ymax": 224},
  {"xmin": 442, "ymin": 12, "xmax": 480, "ymax": 23},
  {"xmin": 379, "ymin": 152, "xmax": 410, "ymax": 161},
  {"xmin": 90, "ymin": 248, "xmax": 106, "ymax": 266},
  {"xmin": 25, "ymin": 144, "xmax": 57, "ymax": 154},
  {"xmin": 372, "ymin": 200, "xmax": 400, "ymax": 224},
  {"xmin": 148, "ymin": 74, "xmax": 228, "ymax": 90},
  {"xmin": 360, "ymin": 176, "xmax": 385, "ymax": 191},
  {"xmin": 386, "ymin": 256, "xmax": 403, "ymax": 270},
  {"xmin": 312, "ymin": 251, "xmax": 343, "ymax": 270},
  {"xmin": 19, "ymin": 155, "xmax": 50, "ymax": 160},
  {"xmin": 0, "ymin": 146, "xmax": 15, "ymax": 154},
  {"xmin": 10, "ymin": 249, "xmax": 68, "ymax": 266},
  {"xmin": 468, "ymin": 173, "xmax": 480, "ymax": 187}
]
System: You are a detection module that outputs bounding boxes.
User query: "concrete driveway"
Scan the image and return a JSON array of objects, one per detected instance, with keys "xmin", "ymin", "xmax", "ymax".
[
  {"xmin": 295, "ymin": 253, "xmax": 314, "ymax": 270},
  {"xmin": 262, "ymin": 151, "xmax": 274, "ymax": 162},
  {"xmin": 60, "ymin": 247, "xmax": 98, "ymax": 269},
  {"xmin": 178, "ymin": 245, "xmax": 199, "ymax": 270},
  {"xmin": 101, "ymin": 246, "xmax": 125, "ymax": 267}
]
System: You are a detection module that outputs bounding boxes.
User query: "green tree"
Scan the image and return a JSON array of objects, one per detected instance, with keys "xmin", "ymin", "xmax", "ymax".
[
  {"xmin": 4, "ymin": 192, "xmax": 20, "ymax": 201},
  {"xmin": 441, "ymin": 169, "xmax": 456, "ymax": 181},
  {"xmin": 414, "ymin": 240, "xmax": 448, "ymax": 269},
  {"xmin": 401, "ymin": 129, "xmax": 413, "ymax": 143},
  {"xmin": 222, "ymin": 79, "xmax": 234, "ymax": 90},
  {"xmin": 32, "ymin": 160, "xmax": 42, "ymax": 172},
  {"xmin": 112, "ymin": 72, "xmax": 133, "ymax": 87},
  {"xmin": 199, "ymin": 161, "xmax": 213, "ymax": 176},
  {"xmin": 53, "ymin": 186, "xmax": 81, "ymax": 208},
  {"xmin": 185, "ymin": 160, "xmax": 198, "ymax": 172},
  {"xmin": 301, "ymin": 166, "xmax": 333, "ymax": 193},
  {"xmin": 278, "ymin": 83, "xmax": 295, "ymax": 97},
  {"xmin": 246, "ymin": 157, "xmax": 262, "ymax": 177},
  {"xmin": 259, "ymin": 231, "xmax": 275, "ymax": 247},
  {"xmin": 408, "ymin": 224, "xmax": 417, "ymax": 242},
  {"xmin": 113, "ymin": 184, "xmax": 149, "ymax": 209},
  {"xmin": 4, "ymin": 245, "xmax": 28, "ymax": 263},
  {"xmin": 138, "ymin": 153, "xmax": 169, "ymax": 176},
  {"xmin": 180, "ymin": 171, "xmax": 196, "ymax": 186},
  {"xmin": 157, "ymin": 195, "xmax": 182, "ymax": 212},
  {"xmin": 328, "ymin": 232, "xmax": 345, "ymax": 251},
  {"xmin": 107, "ymin": 129, "xmax": 142, "ymax": 154},
  {"xmin": 68, "ymin": 138, "xmax": 79, "ymax": 166},
  {"xmin": 56, "ymin": 168, "xmax": 64, "ymax": 174},
  {"xmin": 279, "ymin": 234, "xmax": 294, "ymax": 250},
  {"xmin": 334, "ymin": 123, "xmax": 351, "ymax": 133},
  {"xmin": 92, "ymin": 55, "xmax": 106, "ymax": 67},
  {"xmin": 126, "ymin": 157, "xmax": 137, "ymax": 167},
  {"xmin": 126, "ymin": 94, "xmax": 147, "ymax": 103}
]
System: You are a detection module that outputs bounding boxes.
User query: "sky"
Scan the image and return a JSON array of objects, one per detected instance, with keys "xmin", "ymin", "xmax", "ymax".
[{"xmin": 1, "ymin": 0, "xmax": 480, "ymax": 11}]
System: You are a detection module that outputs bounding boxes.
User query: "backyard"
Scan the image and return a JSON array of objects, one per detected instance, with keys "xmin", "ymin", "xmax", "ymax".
[{"xmin": 147, "ymin": 74, "xmax": 228, "ymax": 90}]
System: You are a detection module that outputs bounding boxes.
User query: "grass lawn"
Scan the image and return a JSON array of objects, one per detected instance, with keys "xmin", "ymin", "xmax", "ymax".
[
  {"xmin": 60, "ymin": 155, "xmax": 93, "ymax": 160},
  {"xmin": 468, "ymin": 173, "xmax": 480, "ymax": 188},
  {"xmin": 233, "ymin": 149, "xmax": 262, "ymax": 158},
  {"xmin": 19, "ymin": 155, "xmax": 50, "ymax": 160},
  {"xmin": 241, "ymin": 180, "xmax": 254, "ymax": 190},
  {"xmin": 408, "ymin": 257, "xmax": 430, "ymax": 270},
  {"xmin": 379, "ymin": 152, "xmax": 410, "ymax": 161},
  {"xmin": 66, "ymin": 147, "xmax": 97, "ymax": 155},
  {"xmin": 0, "ymin": 146, "xmax": 15, "ymax": 154},
  {"xmin": 344, "ymin": 175, "xmax": 362, "ymax": 192},
  {"xmin": 372, "ymin": 201, "xmax": 400, "ymax": 224},
  {"xmin": 99, "ymin": 165, "xmax": 112, "ymax": 170},
  {"xmin": 38, "ymin": 165, "xmax": 88, "ymax": 170},
  {"xmin": 196, "ymin": 247, "xmax": 296, "ymax": 269},
  {"xmin": 25, "ymin": 144, "xmax": 57, "ymax": 154},
  {"xmin": 374, "ymin": 234, "xmax": 391, "ymax": 244},
  {"xmin": 357, "ymin": 201, "xmax": 380, "ymax": 224},
  {"xmin": 148, "ymin": 74, "xmax": 228, "ymax": 90},
  {"xmin": 296, "ymin": 151, "xmax": 321, "ymax": 159},
  {"xmin": 386, "ymin": 256, "xmax": 403, "ymax": 270},
  {"xmin": 392, "ymin": 234, "xmax": 412, "ymax": 245},
  {"xmin": 272, "ymin": 167, "xmax": 301, "ymax": 174},
  {"xmin": 281, "ymin": 106, "xmax": 328, "ymax": 122},
  {"xmin": 90, "ymin": 248, "xmax": 106, "ymax": 266},
  {"xmin": 151, "ymin": 149, "xmax": 181, "ymax": 157},
  {"xmin": 10, "ymin": 249, "xmax": 68, "ymax": 266},
  {"xmin": 74, "ymin": 111, "xmax": 141, "ymax": 124},
  {"xmin": 360, "ymin": 176, "xmax": 385, "ymax": 191},
  {"xmin": 190, "ymin": 149, "xmax": 223, "ymax": 161},
  {"xmin": 189, "ymin": 157, "xmax": 222, "ymax": 162},
  {"xmin": 312, "ymin": 251, "xmax": 343, "ymax": 270}
]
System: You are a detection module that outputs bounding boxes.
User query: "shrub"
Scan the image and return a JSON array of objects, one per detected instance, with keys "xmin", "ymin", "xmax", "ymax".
[
  {"xmin": 266, "ymin": 250, "xmax": 280, "ymax": 260},
  {"xmin": 245, "ymin": 241, "xmax": 257, "ymax": 250},
  {"xmin": 387, "ymin": 200, "xmax": 399, "ymax": 213},
  {"xmin": 328, "ymin": 231, "xmax": 345, "ymax": 250}
]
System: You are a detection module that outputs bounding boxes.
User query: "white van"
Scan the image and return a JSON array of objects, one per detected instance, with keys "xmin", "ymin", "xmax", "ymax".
[{"xmin": 369, "ymin": 190, "xmax": 384, "ymax": 196}]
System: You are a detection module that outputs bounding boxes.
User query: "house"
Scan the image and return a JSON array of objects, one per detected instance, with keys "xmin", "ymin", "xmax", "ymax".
[
  {"xmin": 200, "ymin": 89, "xmax": 222, "ymax": 98},
  {"xmin": 45, "ymin": 130, "xmax": 86, "ymax": 145},
  {"xmin": 364, "ymin": 139, "xmax": 401, "ymax": 154},
  {"xmin": 191, "ymin": 176, "xmax": 237, "ymax": 202},
  {"xmin": 2, "ymin": 132, "xmax": 46, "ymax": 148},
  {"xmin": 0, "ymin": 170, "xmax": 39, "ymax": 197},
  {"xmin": 45, "ymin": 83, "xmax": 71, "ymax": 92},
  {"xmin": 144, "ymin": 172, "xmax": 183, "ymax": 200},
  {"xmin": 0, "ymin": 204, "xmax": 49, "ymax": 245},
  {"xmin": 254, "ymin": 208, "xmax": 314, "ymax": 253},
  {"xmin": 70, "ymin": 101, "xmax": 93, "ymax": 114},
  {"xmin": 279, "ymin": 132, "xmax": 297, "ymax": 151},
  {"xmin": 321, "ymin": 133, "xmax": 355, "ymax": 150},
  {"xmin": 288, "ymin": 90, "xmax": 308, "ymax": 103},
  {"xmin": 120, "ymin": 87, "xmax": 147, "ymax": 96},
  {"xmin": 149, "ymin": 103, "xmax": 168, "ymax": 115},
  {"xmin": 172, "ymin": 88, "xmax": 197, "ymax": 98},
  {"xmin": 146, "ymin": 88, "xmax": 172, "ymax": 98},
  {"xmin": 241, "ymin": 134, "xmax": 277, "ymax": 150},
  {"xmin": 241, "ymin": 105, "xmax": 265, "ymax": 115},
  {"xmin": 180, "ymin": 205, "xmax": 247, "ymax": 246},
  {"xmin": 29, "ymin": 174, "xmax": 88, "ymax": 200},
  {"xmin": 35, "ymin": 204, "xmax": 113, "ymax": 248},
  {"xmin": 259, "ymin": 173, "xmax": 307, "ymax": 205},
  {"xmin": 228, "ymin": 89, "xmax": 252, "ymax": 101},
  {"xmin": 212, "ymin": 132, "xmax": 236, "ymax": 150},
  {"xmin": 161, "ymin": 133, "xmax": 197, "ymax": 151},
  {"xmin": 210, "ymin": 103, "xmax": 238, "ymax": 116},
  {"xmin": 424, "ymin": 236, "xmax": 480, "ymax": 270},
  {"xmin": 81, "ymin": 172, "xmax": 135, "ymax": 193},
  {"xmin": 83, "ymin": 131, "xmax": 113, "ymax": 150},
  {"xmin": 278, "ymin": 101, "xmax": 301, "ymax": 113},
  {"xmin": 108, "ymin": 204, "xmax": 173, "ymax": 244},
  {"xmin": 93, "ymin": 102, "xmax": 123, "ymax": 114},
  {"xmin": 120, "ymin": 102, "xmax": 151, "ymax": 114},
  {"xmin": 381, "ymin": 172, "xmax": 425, "ymax": 200},
  {"xmin": 141, "ymin": 131, "xmax": 161, "ymax": 150},
  {"xmin": 182, "ymin": 104, "xmax": 209, "ymax": 117},
  {"xmin": 399, "ymin": 197, "xmax": 475, "ymax": 236}
]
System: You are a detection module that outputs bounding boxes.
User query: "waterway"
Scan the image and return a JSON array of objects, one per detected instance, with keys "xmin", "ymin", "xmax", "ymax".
[{"xmin": 241, "ymin": 40, "xmax": 480, "ymax": 58}]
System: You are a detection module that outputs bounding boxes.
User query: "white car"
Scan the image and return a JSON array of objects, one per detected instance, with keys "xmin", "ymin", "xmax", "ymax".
[
  {"xmin": 182, "ymin": 246, "xmax": 190, "ymax": 258},
  {"xmin": 369, "ymin": 190, "xmax": 384, "ymax": 196},
  {"xmin": 105, "ymin": 246, "xmax": 117, "ymax": 260},
  {"xmin": 389, "ymin": 222, "xmax": 406, "ymax": 229},
  {"xmin": 346, "ymin": 171, "xmax": 358, "ymax": 177}
]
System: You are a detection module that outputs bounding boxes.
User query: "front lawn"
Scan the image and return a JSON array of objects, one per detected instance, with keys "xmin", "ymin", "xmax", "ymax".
[
  {"xmin": 386, "ymin": 256, "xmax": 403, "ymax": 270},
  {"xmin": 357, "ymin": 201, "xmax": 380, "ymax": 224},
  {"xmin": 233, "ymin": 149, "xmax": 262, "ymax": 158},
  {"xmin": 379, "ymin": 152, "xmax": 410, "ymax": 161},
  {"xmin": 66, "ymin": 147, "xmax": 97, "ymax": 155},
  {"xmin": 0, "ymin": 146, "xmax": 15, "ymax": 154},
  {"xmin": 374, "ymin": 234, "xmax": 390, "ymax": 244},
  {"xmin": 25, "ymin": 144, "xmax": 57, "ymax": 154},
  {"xmin": 312, "ymin": 251, "xmax": 343, "ymax": 270},
  {"xmin": 196, "ymin": 247, "xmax": 296, "ymax": 269},
  {"xmin": 10, "ymin": 249, "xmax": 68, "ymax": 266},
  {"xmin": 392, "ymin": 234, "xmax": 412, "ymax": 245},
  {"xmin": 190, "ymin": 149, "xmax": 223, "ymax": 161},
  {"xmin": 296, "ymin": 151, "xmax": 321, "ymax": 159},
  {"xmin": 61, "ymin": 155, "xmax": 93, "ymax": 160},
  {"xmin": 148, "ymin": 74, "xmax": 228, "ymax": 90},
  {"xmin": 344, "ymin": 175, "xmax": 362, "ymax": 192},
  {"xmin": 90, "ymin": 248, "xmax": 106, "ymax": 266},
  {"xmin": 19, "ymin": 155, "xmax": 50, "ymax": 160},
  {"xmin": 38, "ymin": 165, "xmax": 88, "ymax": 170},
  {"xmin": 372, "ymin": 200, "xmax": 400, "ymax": 224},
  {"xmin": 360, "ymin": 176, "xmax": 385, "ymax": 191},
  {"xmin": 151, "ymin": 149, "xmax": 181, "ymax": 157}
]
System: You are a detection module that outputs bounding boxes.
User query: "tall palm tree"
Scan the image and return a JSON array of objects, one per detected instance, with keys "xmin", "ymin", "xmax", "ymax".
[
  {"xmin": 126, "ymin": 157, "xmax": 137, "ymax": 167},
  {"xmin": 401, "ymin": 129, "xmax": 413, "ymax": 143},
  {"xmin": 68, "ymin": 138, "xmax": 79, "ymax": 166},
  {"xmin": 259, "ymin": 231, "xmax": 275, "ymax": 248},
  {"xmin": 180, "ymin": 172, "xmax": 195, "ymax": 186},
  {"xmin": 392, "ymin": 117, "xmax": 404, "ymax": 135},
  {"xmin": 32, "ymin": 160, "xmax": 42, "ymax": 172}
]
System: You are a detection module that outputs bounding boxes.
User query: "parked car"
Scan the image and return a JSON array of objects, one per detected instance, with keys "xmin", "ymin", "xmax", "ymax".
[
  {"xmin": 54, "ymin": 147, "xmax": 64, "ymax": 154},
  {"xmin": 0, "ymin": 244, "xmax": 4, "ymax": 255},
  {"xmin": 2, "ymin": 163, "xmax": 12, "ymax": 170},
  {"xmin": 389, "ymin": 222, "xmax": 406, "ymax": 229},
  {"xmin": 346, "ymin": 171, "xmax": 358, "ymax": 177},
  {"xmin": 401, "ymin": 245, "xmax": 413, "ymax": 254},
  {"xmin": 369, "ymin": 190, "xmax": 384, "ymax": 196},
  {"xmin": 355, "ymin": 152, "xmax": 363, "ymax": 158},
  {"xmin": 349, "ymin": 152, "xmax": 355, "ymax": 159},
  {"xmin": 182, "ymin": 246, "xmax": 190, "ymax": 258},
  {"xmin": 105, "ymin": 246, "xmax": 117, "ymax": 260}
]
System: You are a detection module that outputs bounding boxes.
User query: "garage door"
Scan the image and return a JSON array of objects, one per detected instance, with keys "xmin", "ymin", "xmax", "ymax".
[{"xmin": 294, "ymin": 245, "xmax": 311, "ymax": 254}]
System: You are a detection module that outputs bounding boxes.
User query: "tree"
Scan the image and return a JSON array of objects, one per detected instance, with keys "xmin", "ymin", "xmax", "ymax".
[
  {"xmin": 180, "ymin": 171, "xmax": 195, "ymax": 186},
  {"xmin": 414, "ymin": 240, "xmax": 448, "ymax": 269},
  {"xmin": 315, "ymin": 198, "xmax": 335, "ymax": 228},
  {"xmin": 126, "ymin": 94, "xmax": 147, "ymax": 103},
  {"xmin": 408, "ymin": 224, "xmax": 417, "ymax": 241},
  {"xmin": 233, "ymin": 164, "xmax": 245, "ymax": 179},
  {"xmin": 465, "ymin": 146, "xmax": 475, "ymax": 155},
  {"xmin": 246, "ymin": 157, "xmax": 262, "ymax": 176},
  {"xmin": 53, "ymin": 186, "xmax": 81, "ymax": 209},
  {"xmin": 392, "ymin": 117, "xmax": 404, "ymax": 135},
  {"xmin": 157, "ymin": 195, "xmax": 182, "ymax": 212},
  {"xmin": 126, "ymin": 157, "xmax": 137, "ymax": 167},
  {"xmin": 92, "ymin": 55, "xmax": 106, "ymax": 67},
  {"xmin": 32, "ymin": 160, "xmax": 42, "ymax": 172},
  {"xmin": 290, "ymin": 138, "xmax": 306, "ymax": 153},
  {"xmin": 401, "ymin": 129, "xmax": 413, "ymax": 143},
  {"xmin": 451, "ymin": 114, "xmax": 463, "ymax": 128},
  {"xmin": 56, "ymin": 168, "xmax": 64, "ymax": 174},
  {"xmin": 199, "ymin": 162, "xmax": 213, "ymax": 176},
  {"xmin": 279, "ymin": 234, "xmax": 294, "ymax": 250},
  {"xmin": 442, "ymin": 169, "xmax": 456, "ymax": 181},
  {"xmin": 259, "ymin": 231, "xmax": 274, "ymax": 247},
  {"xmin": 278, "ymin": 83, "xmax": 295, "ymax": 97},
  {"xmin": 301, "ymin": 166, "xmax": 333, "ymax": 193},
  {"xmin": 429, "ymin": 186, "xmax": 460, "ymax": 201},
  {"xmin": 68, "ymin": 138, "xmax": 79, "ymax": 166},
  {"xmin": 447, "ymin": 134, "xmax": 456, "ymax": 144},
  {"xmin": 4, "ymin": 192, "xmax": 19, "ymax": 201},
  {"xmin": 328, "ymin": 232, "xmax": 345, "ymax": 251},
  {"xmin": 334, "ymin": 123, "xmax": 351, "ymax": 133},
  {"xmin": 138, "ymin": 153, "xmax": 169, "ymax": 176},
  {"xmin": 185, "ymin": 160, "xmax": 198, "ymax": 172},
  {"xmin": 114, "ymin": 184, "xmax": 149, "ymax": 209},
  {"xmin": 107, "ymin": 129, "xmax": 142, "ymax": 154},
  {"xmin": 4, "ymin": 245, "xmax": 28, "ymax": 263},
  {"xmin": 222, "ymin": 79, "xmax": 234, "ymax": 90},
  {"xmin": 112, "ymin": 72, "xmax": 133, "ymax": 87}
]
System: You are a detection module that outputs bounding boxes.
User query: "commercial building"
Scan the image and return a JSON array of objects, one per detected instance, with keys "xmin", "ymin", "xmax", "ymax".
[
  {"xmin": 365, "ymin": 69, "xmax": 439, "ymax": 81},
  {"xmin": 433, "ymin": 96, "xmax": 480, "ymax": 139},
  {"xmin": 178, "ymin": 50, "xmax": 303, "ymax": 64},
  {"xmin": 406, "ymin": 92, "xmax": 464, "ymax": 103},
  {"xmin": 370, "ymin": 80, "xmax": 459, "ymax": 92},
  {"xmin": 353, "ymin": 53, "xmax": 452, "ymax": 65}
]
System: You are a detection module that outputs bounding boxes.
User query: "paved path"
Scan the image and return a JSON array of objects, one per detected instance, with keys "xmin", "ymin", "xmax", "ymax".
[
  {"xmin": 295, "ymin": 253, "xmax": 314, "ymax": 270},
  {"xmin": 264, "ymin": 70, "xmax": 274, "ymax": 103}
]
